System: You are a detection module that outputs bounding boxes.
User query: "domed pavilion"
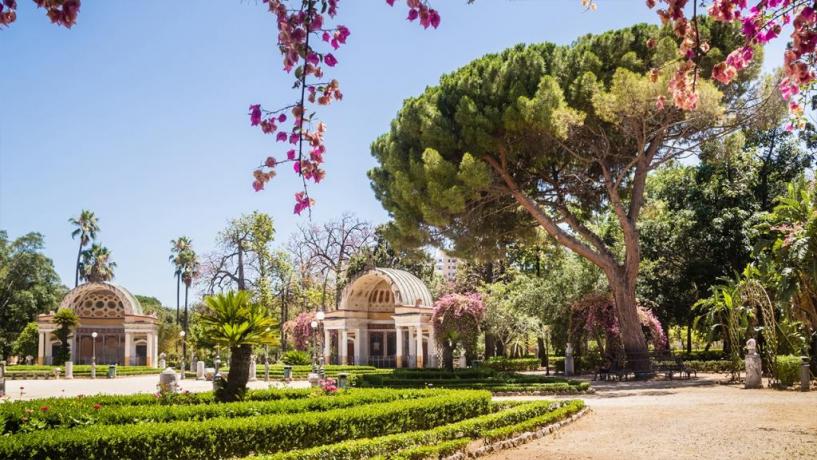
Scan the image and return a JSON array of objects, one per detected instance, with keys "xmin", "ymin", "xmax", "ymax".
[
  {"xmin": 323, "ymin": 268, "xmax": 438, "ymax": 368},
  {"xmin": 36, "ymin": 282, "xmax": 160, "ymax": 366}
]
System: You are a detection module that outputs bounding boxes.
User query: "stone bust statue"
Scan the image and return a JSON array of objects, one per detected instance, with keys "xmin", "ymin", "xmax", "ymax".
[{"xmin": 746, "ymin": 338, "xmax": 757, "ymax": 355}]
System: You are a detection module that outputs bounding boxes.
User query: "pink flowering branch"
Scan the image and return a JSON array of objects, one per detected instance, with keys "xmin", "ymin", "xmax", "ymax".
[{"xmin": 249, "ymin": 0, "xmax": 439, "ymax": 214}]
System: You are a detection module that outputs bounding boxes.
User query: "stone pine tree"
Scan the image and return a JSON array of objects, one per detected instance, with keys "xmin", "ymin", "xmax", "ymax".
[{"xmin": 369, "ymin": 22, "xmax": 758, "ymax": 369}]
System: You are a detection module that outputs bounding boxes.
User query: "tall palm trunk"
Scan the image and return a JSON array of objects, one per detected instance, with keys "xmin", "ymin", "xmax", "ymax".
[
  {"xmin": 176, "ymin": 273, "xmax": 181, "ymax": 324},
  {"xmin": 222, "ymin": 344, "xmax": 252, "ymax": 402},
  {"xmin": 75, "ymin": 241, "xmax": 83, "ymax": 287},
  {"xmin": 183, "ymin": 283, "xmax": 189, "ymax": 360}
]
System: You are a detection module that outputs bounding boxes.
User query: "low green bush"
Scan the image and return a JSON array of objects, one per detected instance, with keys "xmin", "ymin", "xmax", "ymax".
[
  {"xmin": 483, "ymin": 400, "xmax": 585, "ymax": 442},
  {"xmin": 280, "ymin": 350, "xmax": 312, "ymax": 365},
  {"xmin": 256, "ymin": 399, "xmax": 582, "ymax": 460},
  {"xmin": 0, "ymin": 389, "xmax": 439, "ymax": 434},
  {"xmin": 481, "ymin": 357, "xmax": 540, "ymax": 372},
  {"xmin": 0, "ymin": 391, "xmax": 492, "ymax": 459},
  {"xmin": 385, "ymin": 438, "xmax": 470, "ymax": 460},
  {"xmin": 776, "ymin": 355, "xmax": 802, "ymax": 387}
]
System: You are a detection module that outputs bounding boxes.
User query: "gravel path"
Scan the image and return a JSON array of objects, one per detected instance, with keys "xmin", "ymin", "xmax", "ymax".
[
  {"xmin": 1, "ymin": 375, "xmax": 310, "ymax": 401},
  {"xmin": 487, "ymin": 375, "xmax": 817, "ymax": 460}
]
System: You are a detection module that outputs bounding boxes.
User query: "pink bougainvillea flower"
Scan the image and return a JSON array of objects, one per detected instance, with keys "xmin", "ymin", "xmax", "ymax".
[
  {"xmin": 276, "ymin": 131, "xmax": 288, "ymax": 142},
  {"xmin": 265, "ymin": 156, "xmax": 276, "ymax": 168},
  {"xmin": 278, "ymin": 113, "xmax": 287, "ymax": 122},
  {"xmin": 253, "ymin": 180, "xmax": 264, "ymax": 192},
  {"xmin": 324, "ymin": 53, "xmax": 337, "ymax": 67},
  {"xmin": 407, "ymin": 8, "xmax": 418, "ymax": 21},
  {"xmin": 249, "ymin": 104, "xmax": 262, "ymax": 126},
  {"xmin": 287, "ymin": 149, "xmax": 296, "ymax": 160}
]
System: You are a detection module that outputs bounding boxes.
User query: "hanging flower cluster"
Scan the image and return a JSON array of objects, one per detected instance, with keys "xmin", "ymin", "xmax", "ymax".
[
  {"xmin": 0, "ymin": 0, "xmax": 80, "ymax": 28},
  {"xmin": 249, "ymin": 0, "xmax": 439, "ymax": 213},
  {"xmin": 283, "ymin": 311, "xmax": 316, "ymax": 351},
  {"xmin": 642, "ymin": 0, "xmax": 817, "ymax": 128}
]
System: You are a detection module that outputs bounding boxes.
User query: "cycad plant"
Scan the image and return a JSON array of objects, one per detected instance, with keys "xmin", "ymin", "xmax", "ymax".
[
  {"xmin": 69, "ymin": 210, "xmax": 99, "ymax": 287},
  {"xmin": 199, "ymin": 291, "xmax": 278, "ymax": 402},
  {"xmin": 52, "ymin": 308, "xmax": 78, "ymax": 365}
]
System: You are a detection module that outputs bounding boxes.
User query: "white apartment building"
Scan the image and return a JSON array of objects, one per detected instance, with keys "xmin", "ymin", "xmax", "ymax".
[{"xmin": 433, "ymin": 249, "xmax": 460, "ymax": 282}]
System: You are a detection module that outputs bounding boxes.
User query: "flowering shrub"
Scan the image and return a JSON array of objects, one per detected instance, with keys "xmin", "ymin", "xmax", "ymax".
[
  {"xmin": 319, "ymin": 378, "xmax": 338, "ymax": 394},
  {"xmin": 570, "ymin": 293, "xmax": 668, "ymax": 364},
  {"xmin": 432, "ymin": 293, "xmax": 485, "ymax": 370},
  {"xmin": 284, "ymin": 311, "xmax": 316, "ymax": 351}
]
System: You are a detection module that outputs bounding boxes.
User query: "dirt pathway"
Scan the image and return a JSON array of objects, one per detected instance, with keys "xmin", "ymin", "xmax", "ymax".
[{"xmin": 488, "ymin": 376, "xmax": 817, "ymax": 459}]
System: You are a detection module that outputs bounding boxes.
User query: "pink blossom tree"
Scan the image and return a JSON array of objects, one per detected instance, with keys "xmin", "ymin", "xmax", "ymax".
[
  {"xmin": 431, "ymin": 293, "xmax": 484, "ymax": 371},
  {"xmin": 283, "ymin": 311, "xmax": 316, "ymax": 351}
]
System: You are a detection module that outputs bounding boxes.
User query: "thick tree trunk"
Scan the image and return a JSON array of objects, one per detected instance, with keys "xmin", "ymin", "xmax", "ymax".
[
  {"xmin": 442, "ymin": 341, "xmax": 454, "ymax": 372},
  {"xmin": 537, "ymin": 337, "xmax": 547, "ymax": 368},
  {"xmin": 610, "ymin": 279, "xmax": 649, "ymax": 372},
  {"xmin": 485, "ymin": 333, "xmax": 496, "ymax": 359},
  {"xmin": 220, "ymin": 344, "xmax": 252, "ymax": 402},
  {"xmin": 496, "ymin": 340, "xmax": 505, "ymax": 358}
]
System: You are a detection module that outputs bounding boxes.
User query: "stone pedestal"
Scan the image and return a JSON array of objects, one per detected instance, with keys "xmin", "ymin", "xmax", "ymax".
[
  {"xmin": 800, "ymin": 359, "xmax": 811, "ymax": 392},
  {"xmin": 158, "ymin": 353, "xmax": 167, "ymax": 370},
  {"xmin": 159, "ymin": 367, "xmax": 178, "ymax": 393},
  {"xmin": 248, "ymin": 356, "xmax": 257, "ymax": 382},
  {"xmin": 64, "ymin": 361, "xmax": 73, "ymax": 379},
  {"xmin": 745, "ymin": 340, "xmax": 762, "ymax": 389},
  {"xmin": 564, "ymin": 343, "xmax": 575, "ymax": 376},
  {"xmin": 307, "ymin": 372, "xmax": 320, "ymax": 387},
  {"xmin": 196, "ymin": 361, "xmax": 205, "ymax": 380}
]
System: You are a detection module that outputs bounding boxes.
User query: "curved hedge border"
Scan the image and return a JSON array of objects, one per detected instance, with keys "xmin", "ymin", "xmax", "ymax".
[
  {"xmin": 0, "ymin": 389, "xmax": 440, "ymax": 434},
  {"xmin": 255, "ymin": 399, "xmax": 584, "ymax": 460},
  {"xmin": 0, "ymin": 391, "xmax": 492, "ymax": 460}
]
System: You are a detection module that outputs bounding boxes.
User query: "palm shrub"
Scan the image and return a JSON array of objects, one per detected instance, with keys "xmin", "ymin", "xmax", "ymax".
[
  {"xmin": 281, "ymin": 350, "xmax": 311, "ymax": 365},
  {"xmin": 199, "ymin": 291, "xmax": 279, "ymax": 402},
  {"xmin": 52, "ymin": 308, "xmax": 78, "ymax": 365}
]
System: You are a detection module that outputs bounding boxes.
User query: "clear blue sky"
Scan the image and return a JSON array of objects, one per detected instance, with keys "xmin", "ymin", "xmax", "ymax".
[{"xmin": 0, "ymin": 1, "xmax": 784, "ymax": 307}]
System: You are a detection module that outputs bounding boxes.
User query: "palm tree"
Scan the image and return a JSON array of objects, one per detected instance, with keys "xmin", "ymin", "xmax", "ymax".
[
  {"xmin": 52, "ymin": 308, "xmax": 78, "ymax": 365},
  {"xmin": 169, "ymin": 236, "xmax": 193, "ymax": 323},
  {"xmin": 199, "ymin": 291, "xmax": 278, "ymax": 402},
  {"xmin": 69, "ymin": 210, "xmax": 99, "ymax": 287},
  {"xmin": 79, "ymin": 244, "xmax": 117, "ymax": 283},
  {"xmin": 180, "ymin": 249, "xmax": 199, "ymax": 356}
]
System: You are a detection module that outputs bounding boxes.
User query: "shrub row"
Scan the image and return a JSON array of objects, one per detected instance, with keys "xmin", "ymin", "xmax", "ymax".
[
  {"xmin": 776, "ymin": 355, "xmax": 803, "ymax": 386},
  {"xmin": 0, "ymin": 391, "xmax": 492, "ymax": 459},
  {"xmin": 256, "ymin": 399, "xmax": 583, "ymax": 460},
  {"xmin": 1, "ymin": 389, "xmax": 439, "ymax": 434},
  {"xmin": 480, "ymin": 357, "xmax": 540, "ymax": 372}
]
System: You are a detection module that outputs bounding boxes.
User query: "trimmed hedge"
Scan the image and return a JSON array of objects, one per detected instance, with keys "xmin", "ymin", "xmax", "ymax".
[
  {"xmin": 481, "ymin": 357, "xmax": 540, "ymax": 372},
  {"xmin": 483, "ymin": 400, "xmax": 585, "ymax": 442},
  {"xmin": 776, "ymin": 355, "xmax": 802, "ymax": 387},
  {"xmin": 255, "ymin": 399, "xmax": 583, "ymax": 460},
  {"xmin": 0, "ymin": 391, "xmax": 492, "ymax": 459},
  {"xmin": 385, "ymin": 438, "xmax": 470, "ymax": 460},
  {"xmin": 358, "ymin": 371, "xmax": 590, "ymax": 393},
  {"xmin": 0, "ymin": 389, "xmax": 439, "ymax": 434}
]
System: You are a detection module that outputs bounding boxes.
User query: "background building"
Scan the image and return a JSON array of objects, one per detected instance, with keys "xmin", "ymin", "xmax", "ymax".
[{"xmin": 433, "ymin": 249, "xmax": 460, "ymax": 282}]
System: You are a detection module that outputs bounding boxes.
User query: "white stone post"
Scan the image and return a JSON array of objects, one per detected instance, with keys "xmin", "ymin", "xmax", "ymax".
[
  {"xmin": 745, "ymin": 338, "xmax": 762, "ymax": 389},
  {"xmin": 565, "ymin": 343, "xmax": 575, "ymax": 376},
  {"xmin": 153, "ymin": 334, "xmax": 159, "ymax": 368},
  {"xmin": 64, "ymin": 361, "xmax": 73, "ymax": 379},
  {"xmin": 339, "ymin": 330, "xmax": 348, "ymax": 365},
  {"xmin": 196, "ymin": 361, "xmax": 205, "ymax": 380},
  {"xmin": 158, "ymin": 353, "xmax": 167, "ymax": 369},
  {"xmin": 395, "ymin": 327, "xmax": 404, "ymax": 368},
  {"xmin": 248, "ymin": 356, "xmax": 257, "ymax": 382}
]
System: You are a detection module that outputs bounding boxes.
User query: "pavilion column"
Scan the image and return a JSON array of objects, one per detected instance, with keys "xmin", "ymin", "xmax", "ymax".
[
  {"xmin": 323, "ymin": 328, "xmax": 331, "ymax": 364},
  {"xmin": 153, "ymin": 333, "xmax": 159, "ymax": 368},
  {"xmin": 395, "ymin": 327, "xmax": 404, "ymax": 368},
  {"xmin": 124, "ymin": 332, "xmax": 132, "ymax": 366},
  {"xmin": 339, "ymin": 330, "xmax": 348, "ymax": 365},
  {"xmin": 43, "ymin": 333, "xmax": 52, "ymax": 364},
  {"xmin": 415, "ymin": 326, "xmax": 424, "ymax": 369},
  {"xmin": 408, "ymin": 327, "xmax": 416, "ymax": 368},
  {"xmin": 146, "ymin": 333, "xmax": 154, "ymax": 367},
  {"xmin": 353, "ymin": 329, "xmax": 362, "ymax": 365},
  {"xmin": 38, "ymin": 332, "xmax": 45, "ymax": 364},
  {"xmin": 427, "ymin": 327, "xmax": 438, "ymax": 368}
]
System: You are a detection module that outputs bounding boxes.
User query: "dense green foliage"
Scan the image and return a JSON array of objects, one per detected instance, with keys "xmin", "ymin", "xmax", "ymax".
[
  {"xmin": 357, "ymin": 368, "xmax": 589, "ymax": 393},
  {"xmin": 0, "ymin": 390, "xmax": 491, "ymax": 459},
  {"xmin": 0, "ymin": 231, "xmax": 65, "ymax": 358},
  {"xmin": 11, "ymin": 322, "xmax": 39, "ymax": 359},
  {"xmin": 480, "ymin": 357, "xmax": 540, "ymax": 372},
  {"xmin": 775, "ymin": 355, "xmax": 803, "ymax": 387},
  {"xmin": 253, "ymin": 399, "xmax": 585, "ymax": 460},
  {"xmin": 281, "ymin": 350, "xmax": 312, "ymax": 365},
  {"xmin": 51, "ymin": 308, "xmax": 78, "ymax": 365}
]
